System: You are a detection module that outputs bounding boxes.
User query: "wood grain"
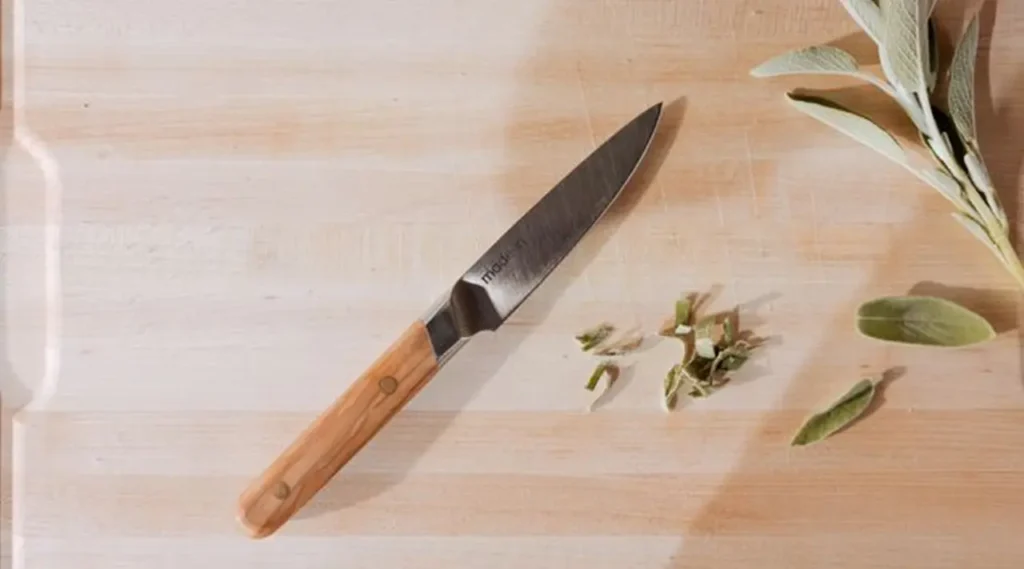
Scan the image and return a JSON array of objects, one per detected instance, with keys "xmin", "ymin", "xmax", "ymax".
[
  {"xmin": 8, "ymin": 0, "xmax": 1024, "ymax": 567},
  {"xmin": 237, "ymin": 320, "xmax": 439, "ymax": 538}
]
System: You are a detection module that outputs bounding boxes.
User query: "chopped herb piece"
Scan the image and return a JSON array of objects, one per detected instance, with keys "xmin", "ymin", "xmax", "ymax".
[
  {"xmin": 661, "ymin": 294, "xmax": 763, "ymax": 411},
  {"xmin": 676, "ymin": 298, "xmax": 692, "ymax": 328},
  {"xmin": 575, "ymin": 323, "xmax": 614, "ymax": 352},
  {"xmin": 584, "ymin": 360, "xmax": 619, "ymax": 412}
]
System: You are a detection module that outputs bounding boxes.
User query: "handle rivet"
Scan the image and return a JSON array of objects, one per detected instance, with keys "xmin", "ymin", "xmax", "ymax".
[
  {"xmin": 378, "ymin": 376, "xmax": 398, "ymax": 394},
  {"xmin": 273, "ymin": 482, "xmax": 291, "ymax": 500}
]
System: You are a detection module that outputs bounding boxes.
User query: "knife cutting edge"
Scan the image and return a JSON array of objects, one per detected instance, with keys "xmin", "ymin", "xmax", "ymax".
[{"xmin": 236, "ymin": 101, "xmax": 664, "ymax": 538}]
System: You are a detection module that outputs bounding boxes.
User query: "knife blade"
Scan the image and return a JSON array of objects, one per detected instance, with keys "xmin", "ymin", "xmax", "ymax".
[{"xmin": 237, "ymin": 101, "xmax": 663, "ymax": 538}]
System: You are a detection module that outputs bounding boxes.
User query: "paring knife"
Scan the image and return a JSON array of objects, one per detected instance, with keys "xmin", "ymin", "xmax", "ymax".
[{"xmin": 237, "ymin": 101, "xmax": 664, "ymax": 538}]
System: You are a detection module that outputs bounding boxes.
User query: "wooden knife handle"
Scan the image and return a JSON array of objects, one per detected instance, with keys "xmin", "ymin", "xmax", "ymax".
[{"xmin": 236, "ymin": 320, "xmax": 441, "ymax": 538}]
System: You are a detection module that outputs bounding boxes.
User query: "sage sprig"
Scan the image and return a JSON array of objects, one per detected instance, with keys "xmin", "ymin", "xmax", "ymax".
[{"xmin": 752, "ymin": 0, "xmax": 1024, "ymax": 290}]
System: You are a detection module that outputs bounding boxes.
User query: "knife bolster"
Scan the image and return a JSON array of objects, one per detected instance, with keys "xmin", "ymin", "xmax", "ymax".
[
  {"xmin": 423, "ymin": 298, "xmax": 467, "ymax": 366},
  {"xmin": 422, "ymin": 286, "xmax": 481, "ymax": 366}
]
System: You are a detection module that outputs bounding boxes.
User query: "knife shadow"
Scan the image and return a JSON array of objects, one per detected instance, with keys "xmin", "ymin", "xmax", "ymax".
[{"xmin": 293, "ymin": 96, "xmax": 687, "ymax": 521}]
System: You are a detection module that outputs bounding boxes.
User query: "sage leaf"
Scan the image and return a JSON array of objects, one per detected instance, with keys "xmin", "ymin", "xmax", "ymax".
[
  {"xmin": 839, "ymin": 0, "xmax": 883, "ymax": 45},
  {"xmin": 856, "ymin": 295, "xmax": 996, "ymax": 347},
  {"xmin": 949, "ymin": 10, "xmax": 980, "ymax": 147},
  {"xmin": 791, "ymin": 378, "xmax": 877, "ymax": 446},
  {"xmin": 750, "ymin": 46, "xmax": 860, "ymax": 77},
  {"xmin": 752, "ymin": 46, "xmax": 899, "ymax": 102},
  {"xmin": 786, "ymin": 92, "xmax": 907, "ymax": 166},
  {"xmin": 880, "ymin": 0, "xmax": 929, "ymax": 95}
]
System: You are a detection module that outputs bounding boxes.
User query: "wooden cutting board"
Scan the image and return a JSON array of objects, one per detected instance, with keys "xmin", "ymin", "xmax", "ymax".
[{"xmin": 5, "ymin": 0, "xmax": 1024, "ymax": 567}]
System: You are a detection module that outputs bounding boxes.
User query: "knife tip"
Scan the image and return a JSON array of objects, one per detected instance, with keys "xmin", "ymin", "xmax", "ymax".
[{"xmin": 644, "ymin": 100, "xmax": 665, "ymax": 124}]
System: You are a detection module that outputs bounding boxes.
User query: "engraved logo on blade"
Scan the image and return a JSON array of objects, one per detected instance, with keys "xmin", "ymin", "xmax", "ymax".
[{"xmin": 480, "ymin": 237, "xmax": 528, "ymax": 285}]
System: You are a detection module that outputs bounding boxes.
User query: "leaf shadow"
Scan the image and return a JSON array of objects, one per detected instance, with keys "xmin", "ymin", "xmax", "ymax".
[
  {"xmin": 736, "ymin": 290, "xmax": 783, "ymax": 332},
  {"xmin": 721, "ymin": 334, "xmax": 783, "ymax": 389},
  {"xmin": 720, "ymin": 291, "xmax": 784, "ymax": 390},
  {"xmin": 826, "ymin": 31, "xmax": 880, "ymax": 66},
  {"xmin": 908, "ymin": 280, "xmax": 1020, "ymax": 334},
  {"xmin": 972, "ymin": 0, "xmax": 1024, "ymax": 249},
  {"xmin": 930, "ymin": 1, "xmax": 972, "ymax": 82}
]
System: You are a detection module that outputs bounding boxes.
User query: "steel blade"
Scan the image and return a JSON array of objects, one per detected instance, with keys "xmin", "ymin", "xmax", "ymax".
[{"xmin": 424, "ymin": 102, "xmax": 662, "ymax": 363}]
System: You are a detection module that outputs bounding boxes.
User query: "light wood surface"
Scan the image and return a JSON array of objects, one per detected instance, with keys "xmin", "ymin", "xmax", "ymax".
[
  {"xmin": 5, "ymin": 0, "xmax": 1024, "ymax": 567},
  {"xmin": 237, "ymin": 319, "xmax": 440, "ymax": 539}
]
